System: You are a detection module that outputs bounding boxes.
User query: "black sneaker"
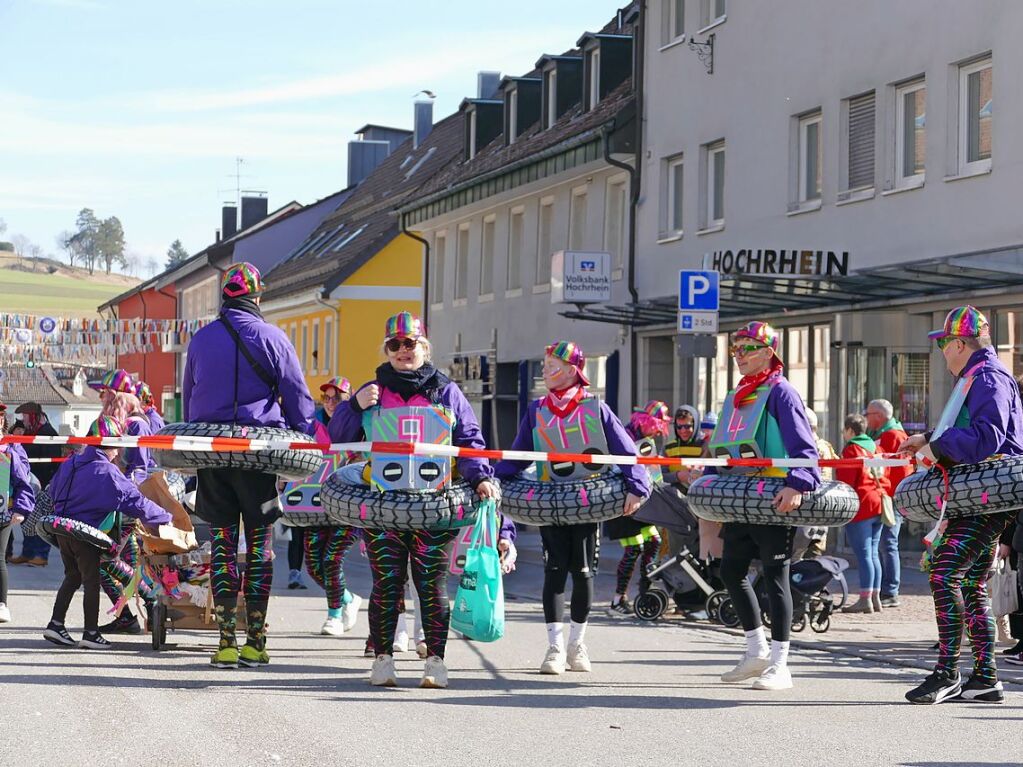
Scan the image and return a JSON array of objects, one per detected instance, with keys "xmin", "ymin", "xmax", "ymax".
[
  {"xmin": 43, "ymin": 621, "xmax": 76, "ymax": 648},
  {"xmin": 79, "ymin": 631, "xmax": 113, "ymax": 650},
  {"xmin": 958, "ymin": 676, "xmax": 1004, "ymax": 703},
  {"xmin": 905, "ymin": 668, "xmax": 962, "ymax": 705},
  {"xmin": 1001, "ymin": 640, "xmax": 1023, "ymax": 656},
  {"xmin": 99, "ymin": 613, "xmax": 142, "ymax": 635},
  {"xmin": 607, "ymin": 598, "xmax": 633, "ymax": 617},
  {"xmin": 1003, "ymin": 652, "xmax": 1023, "ymax": 667}
]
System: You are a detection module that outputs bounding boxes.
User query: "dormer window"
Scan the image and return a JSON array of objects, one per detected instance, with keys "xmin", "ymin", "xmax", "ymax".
[
  {"xmin": 538, "ymin": 55, "xmax": 582, "ymax": 129},
  {"xmin": 468, "ymin": 109, "xmax": 479, "ymax": 159},
  {"xmin": 576, "ymin": 33, "xmax": 633, "ymax": 112},
  {"xmin": 508, "ymin": 89, "xmax": 519, "ymax": 144},
  {"xmin": 501, "ymin": 76, "xmax": 541, "ymax": 146},
  {"xmin": 545, "ymin": 69, "xmax": 558, "ymax": 128},
  {"xmin": 462, "ymin": 98, "xmax": 504, "ymax": 161}
]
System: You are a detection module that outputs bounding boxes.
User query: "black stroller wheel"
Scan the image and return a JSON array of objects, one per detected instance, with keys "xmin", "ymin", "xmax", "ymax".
[
  {"xmin": 791, "ymin": 614, "xmax": 808, "ymax": 633},
  {"xmin": 634, "ymin": 590, "xmax": 669, "ymax": 622},
  {"xmin": 717, "ymin": 598, "xmax": 741, "ymax": 628},
  {"xmin": 705, "ymin": 590, "xmax": 728, "ymax": 623},
  {"xmin": 150, "ymin": 602, "xmax": 167, "ymax": 651},
  {"xmin": 810, "ymin": 613, "xmax": 831, "ymax": 633},
  {"xmin": 761, "ymin": 609, "xmax": 772, "ymax": 628}
]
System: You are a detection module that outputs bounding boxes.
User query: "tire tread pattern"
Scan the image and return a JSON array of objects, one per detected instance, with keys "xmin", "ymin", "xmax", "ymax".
[
  {"xmin": 499, "ymin": 474, "xmax": 628, "ymax": 526},
  {"xmin": 36, "ymin": 514, "xmax": 117, "ymax": 553},
  {"xmin": 321, "ymin": 472, "xmax": 483, "ymax": 531},
  {"xmin": 893, "ymin": 456, "xmax": 1023, "ymax": 523},
  {"xmin": 687, "ymin": 475, "xmax": 859, "ymax": 526}
]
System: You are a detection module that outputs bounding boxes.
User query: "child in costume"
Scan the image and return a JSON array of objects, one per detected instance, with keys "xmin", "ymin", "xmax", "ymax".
[{"xmin": 0, "ymin": 401, "xmax": 38, "ymax": 624}]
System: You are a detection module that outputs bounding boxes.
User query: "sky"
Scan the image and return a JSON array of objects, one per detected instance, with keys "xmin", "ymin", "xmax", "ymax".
[{"xmin": 0, "ymin": 0, "xmax": 621, "ymax": 274}]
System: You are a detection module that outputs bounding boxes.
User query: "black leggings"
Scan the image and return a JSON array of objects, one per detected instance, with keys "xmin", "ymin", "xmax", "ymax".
[
  {"xmin": 287, "ymin": 528, "xmax": 305, "ymax": 571},
  {"xmin": 542, "ymin": 570, "xmax": 594, "ymax": 624},
  {"xmin": 52, "ymin": 537, "xmax": 103, "ymax": 632},
  {"xmin": 720, "ymin": 557, "xmax": 792, "ymax": 642},
  {"xmin": 0, "ymin": 524, "xmax": 12, "ymax": 604}
]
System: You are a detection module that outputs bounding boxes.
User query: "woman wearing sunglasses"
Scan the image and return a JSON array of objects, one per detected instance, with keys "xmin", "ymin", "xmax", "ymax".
[{"xmin": 328, "ymin": 312, "xmax": 500, "ymax": 689}]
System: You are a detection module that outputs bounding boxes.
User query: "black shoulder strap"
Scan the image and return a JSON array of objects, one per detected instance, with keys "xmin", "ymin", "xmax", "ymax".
[{"xmin": 218, "ymin": 315, "xmax": 278, "ymax": 397}]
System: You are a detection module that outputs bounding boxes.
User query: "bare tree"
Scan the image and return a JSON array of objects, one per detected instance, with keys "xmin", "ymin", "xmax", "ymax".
[
  {"xmin": 124, "ymin": 250, "xmax": 141, "ymax": 277},
  {"xmin": 27, "ymin": 243, "xmax": 43, "ymax": 271},
  {"xmin": 10, "ymin": 234, "xmax": 30, "ymax": 268},
  {"xmin": 56, "ymin": 230, "xmax": 80, "ymax": 268},
  {"xmin": 145, "ymin": 256, "xmax": 159, "ymax": 277}
]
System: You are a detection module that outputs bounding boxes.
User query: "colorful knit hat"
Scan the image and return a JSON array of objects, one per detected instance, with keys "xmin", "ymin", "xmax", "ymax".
[
  {"xmin": 384, "ymin": 311, "xmax": 425, "ymax": 341},
  {"xmin": 221, "ymin": 262, "xmax": 264, "ymax": 298},
  {"xmin": 928, "ymin": 305, "xmax": 990, "ymax": 341},
  {"xmin": 629, "ymin": 400, "xmax": 672, "ymax": 438},
  {"xmin": 319, "ymin": 376, "xmax": 352, "ymax": 395},
  {"xmin": 88, "ymin": 415, "xmax": 124, "ymax": 439},
  {"xmin": 544, "ymin": 341, "xmax": 591, "ymax": 386},
  {"xmin": 134, "ymin": 381, "xmax": 153, "ymax": 405},
  {"xmin": 96, "ymin": 369, "xmax": 135, "ymax": 394},
  {"xmin": 732, "ymin": 321, "xmax": 780, "ymax": 358}
]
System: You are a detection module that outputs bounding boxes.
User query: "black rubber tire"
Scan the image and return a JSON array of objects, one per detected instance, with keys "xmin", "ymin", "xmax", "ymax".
[
  {"xmin": 810, "ymin": 611, "xmax": 830, "ymax": 634},
  {"xmin": 634, "ymin": 590, "xmax": 668, "ymax": 622},
  {"xmin": 717, "ymin": 597, "xmax": 741, "ymax": 628},
  {"xmin": 893, "ymin": 456, "xmax": 1023, "ymax": 523},
  {"xmin": 705, "ymin": 590, "xmax": 728, "ymax": 623},
  {"xmin": 154, "ymin": 422, "xmax": 322, "ymax": 481},
  {"xmin": 687, "ymin": 475, "xmax": 859, "ymax": 527},
  {"xmin": 321, "ymin": 469, "xmax": 483, "ymax": 531},
  {"xmin": 36, "ymin": 515, "xmax": 116, "ymax": 554},
  {"xmin": 151, "ymin": 602, "xmax": 167, "ymax": 651},
  {"xmin": 499, "ymin": 474, "xmax": 628, "ymax": 526},
  {"xmin": 791, "ymin": 614, "xmax": 808, "ymax": 633}
]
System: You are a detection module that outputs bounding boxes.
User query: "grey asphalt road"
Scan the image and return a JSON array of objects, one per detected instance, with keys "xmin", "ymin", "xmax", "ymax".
[{"xmin": 1, "ymin": 532, "xmax": 1019, "ymax": 767}]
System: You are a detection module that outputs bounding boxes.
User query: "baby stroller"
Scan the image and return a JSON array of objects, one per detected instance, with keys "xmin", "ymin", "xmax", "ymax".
[
  {"xmin": 718, "ymin": 555, "xmax": 849, "ymax": 634},
  {"xmin": 629, "ymin": 484, "xmax": 723, "ymax": 622}
]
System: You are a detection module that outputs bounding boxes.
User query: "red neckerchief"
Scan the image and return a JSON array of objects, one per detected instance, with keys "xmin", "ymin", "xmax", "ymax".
[
  {"xmin": 733, "ymin": 359, "xmax": 783, "ymax": 408},
  {"xmin": 544, "ymin": 385, "xmax": 585, "ymax": 418}
]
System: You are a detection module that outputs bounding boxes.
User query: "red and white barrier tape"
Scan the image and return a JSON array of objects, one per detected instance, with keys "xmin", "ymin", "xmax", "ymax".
[{"xmin": 1, "ymin": 434, "xmax": 914, "ymax": 470}]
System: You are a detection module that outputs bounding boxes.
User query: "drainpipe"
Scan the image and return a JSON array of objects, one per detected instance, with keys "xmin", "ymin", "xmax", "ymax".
[
  {"xmin": 400, "ymin": 210, "xmax": 431, "ymax": 328},
  {"xmin": 314, "ymin": 291, "xmax": 342, "ymax": 377},
  {"xmin": 138, "ymin": 290, "xmax": 150, "ymax": 379}
]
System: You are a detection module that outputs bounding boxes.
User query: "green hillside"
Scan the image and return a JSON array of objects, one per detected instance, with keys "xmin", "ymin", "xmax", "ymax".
[{"xmin": 0, "ymin": 268, "xmax": 134, "ymax": 316}]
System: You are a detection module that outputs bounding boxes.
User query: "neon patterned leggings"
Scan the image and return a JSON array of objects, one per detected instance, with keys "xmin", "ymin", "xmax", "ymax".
[
  {"xmin": 304, "ymin": 525, "xmax": 360, "ymax": 609},
  {"xmin": 210, "ymin": 524, "xmax": 275, "ymax": 601},
  {"xmin": 929, "ymin": 512, "xmax": 1012, "ymax": 684},
  {"xmin": 365, "ymin": 528, "xmax": 457, "ymax": 659},
  {"xmin": 615, "ymin": 536, "xmax": 661, "ymax": 596},
  {"xmin": 99, "ymin": 530, "xmax": 155, "ymax": 606}
]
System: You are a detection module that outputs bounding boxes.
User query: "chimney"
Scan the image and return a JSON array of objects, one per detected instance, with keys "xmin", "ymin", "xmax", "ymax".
[
  {"xmin": 240, "ymin": 194, "xmax": 268, "ymax": 231},
  {"xmin": 477, "ymin": 71, "xmax": 502, "ymax": 100},
  {"xmin": 221, "ymin": 204, "xmax": 238, "ymax": 240},
  {"xmin": 414, "ymin": 100, "xmax": 434, "ymax": 149},
  {"xmin": 347, "ymin": 140, "xmax": 391, "ymax": 187}
]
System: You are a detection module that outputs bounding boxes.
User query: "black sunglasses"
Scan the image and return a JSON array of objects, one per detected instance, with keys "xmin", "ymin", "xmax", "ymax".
[{"xmin": 385, "ymin": 337, "xmax": 419, "ymax": 353}]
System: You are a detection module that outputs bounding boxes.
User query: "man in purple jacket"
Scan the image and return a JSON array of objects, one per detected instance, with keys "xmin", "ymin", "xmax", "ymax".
[
  {"xmin": 899, "ymin": 306, "xmax": 1023, "ymax": 705},
  {"xmin": 495, "ymin": 341, "xmax": 649, "ymax": 676},
  {"xmin": 43, "ymin": 416, "xmax": 171, "ymax": 650},
  {"xmin": 183, "ymin": 262, "xmax": 316, "ymax": 670}
]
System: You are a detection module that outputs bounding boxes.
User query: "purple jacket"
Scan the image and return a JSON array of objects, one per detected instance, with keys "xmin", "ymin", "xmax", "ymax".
[
  {"xmin": 1, "ymin": 443, "xmax": 37, "ymax": 520},
  {"xmin": 707, "ymin": 376, "xmax": 821, "ymax": 493},
  {"xmin": 930, "ymin": 347, "xmax": 1023, "ymax": 464},
  {"xmin": 49, "ymin": 447, "xmax": 171, "ymax": 530},
  {"xmin": 145, "ymin": 407, "xmax": 166, "ymax": 434},
  {"xmin": 183, "ymin": 307, "xmax": 316, "ymax": 434},
  {"xmin": 494, "ymin": 397, "xmax": 652, "ymax": 499},
  {"xmin": 123, "ymin": 415, "xmax": 157, "ymax": 485},
  {"xmin": 329, "ymin": 380, "xmax": 495, "ymax": 488}
]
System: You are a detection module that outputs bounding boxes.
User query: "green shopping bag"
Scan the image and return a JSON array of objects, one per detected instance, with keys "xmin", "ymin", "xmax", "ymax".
[{"xmin": 450, "ymin": 500, "xmax": 505, "ymax": 642}]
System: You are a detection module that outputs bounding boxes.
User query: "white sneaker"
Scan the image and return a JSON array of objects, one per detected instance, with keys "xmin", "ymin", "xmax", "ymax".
[
  {"xmin": 415, "ymin": 641, "xmax": 428, "ymax": 659},
  {"xmin": 341, "ymin": 593, "xmax": 362, "ymax": 632},
  {"xmin": 393, "ymin": 624, "xmax": 410, "ymax": 653},
  {"xmin": 369, "ymin": 654, "xmax": 397, "ymax": 687},
  {"xmin": 721, "ymin": 653, "xmax": 771, "ymax": 683},
  {"xmin": 420, "ymin": 656, "xmax": 449, "ymax": 689},
  {"xmin": 567, "ymin": 642, "xmax": 592, "ymax": 672},
  {"xmin": 0, "ymin": 603, "xmax": 11, "ymax": 623},
  {"xmin": 320, "ymin": 617, "xmax": 344, "ymax": 637},
  {"xmin": 752, "ymin": 663, "xmax": 793, "ymax": 691},
  {"xmin": 539, "ymin": 645, "xmax": 567, "ymax": 675}
]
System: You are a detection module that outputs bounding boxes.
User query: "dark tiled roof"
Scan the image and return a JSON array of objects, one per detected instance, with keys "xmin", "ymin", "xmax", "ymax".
[{"xmin": 1, "ymin": 367, "xmax": 97, "ymax": 408}]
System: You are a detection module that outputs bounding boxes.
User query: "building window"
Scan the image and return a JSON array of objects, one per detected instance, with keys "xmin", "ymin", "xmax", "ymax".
[
  {"xmin": 455, "ymin": 224, "xmax": 470, "ymax": 301},
  {"xmin": 324, "ymin": 318, "xmax": 333, "ymax": 373},
  {"xmin": 301, "ymin": 323, "xmax": 309, "ymax": 371},
  {"xmin": 702, "ymin": 141, "xmax": 725, "ymax": 229},
  {"xmin": 604, "ymin": 175, "xmax": 628, "ymax": 269},
  {"xmin": 536, "ymin": 197, "xmax": 554, "ymax": 286},
  {"xmin": 312, "ymin": 319, "xmax": 320, "ymax": 373},
  {"xmin": 569, "ymin": 186, "xmax": 588, "ymax": 251},
  {"xmin": 895, "ymin": 79, "xmax": 925, "ymax": 187},
  {"xmin": 467, "ymin": 108, "xmax": 478, "ymax": 160},
  {"xmin": 663, "ymin": 155, "xmax": 684, "ymax": 235},
  {"xmin": 508, "ymin": 89, "xmax": 519, "ymax": 144},
  {"xmin": 545, "ymin": 69, "xmax": 558, "ymax": 128},
  {"xmin": 587, "ymin": 48, "xmax": 601, "ymax": 110},
  {"xmin": 845, "ymin": 91, "xmax": 875, "ymax": 193},
  {"xmin": 508, "ymin": 207, "xmax": 524, "ymax": 292},
  {"xmin": 798, "ymin": 111, "xmax": 822, "ymax": 203},
  {"xmin": 958, "ymin": 57, "xmax": 992, "ymax": 175},
  {"xmin": 701, "ymin": 0, "xmax": 725, "ymax": 28},
  {"xmin": 480, "ymin": 215, "xmax": 495, "ymax": 297},
  {"xmin": 665, "ymin": 0, "xmax": 685, "ymax": 43},
  {"xmin": 432, "ymin": 232, "xmax": 447, "ymax": 305}
]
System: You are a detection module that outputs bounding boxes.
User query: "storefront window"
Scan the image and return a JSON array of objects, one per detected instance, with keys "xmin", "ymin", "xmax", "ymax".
[
  {"xmin": 709, "ymin": 331, "xmax": 733, "ymax": 419},
  {"xmin": 811, "ymin": 325, "xmax": 831, "ymax": 441},
  {"xmin": 847, "ymin": 347, "xmax": 888, "ymax": 420},
  {"xmin": 995, "ymin": 310, "xmax": 1023, "ymax": 380},
  {"xmin": 892, "ymin": 353, "xmax": 929, "ymax": 434},
  {"xmin": 643, "ymin": 336, "xmax": 675, "ymax": 410}
]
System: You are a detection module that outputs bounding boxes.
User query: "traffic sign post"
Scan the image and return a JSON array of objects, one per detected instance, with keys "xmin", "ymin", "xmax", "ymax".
[{"xmin": 678, "ymin": 270, "xmax": 720, "ymax": 335}]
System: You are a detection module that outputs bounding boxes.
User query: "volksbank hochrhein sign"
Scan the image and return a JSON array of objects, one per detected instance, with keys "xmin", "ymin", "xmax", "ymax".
[
  {"xmin": 551, "ymin": 251, "xmax": 612, "ymax": 304},
  {"xmin": 702, "ymin": 249, "xmax": 849, "ymax": 278}
]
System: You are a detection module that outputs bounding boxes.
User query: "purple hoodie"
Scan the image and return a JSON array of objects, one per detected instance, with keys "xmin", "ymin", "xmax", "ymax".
[
  {"xmin": 930, "ymin": 347, "xmax": 1023, "ymax": 464},
  {"xmin": 1, "ymin": 443, "xmax": 37, "ymax": 523},
  {"xmin": 183, "ymin": 307, "xmax": 316, "ymax": 434},
  {"xmin": 494, "ymin": 397, "xmax": 652, "ymax": 499},
  {"xmin": 145, "ymin": 406, "xmax": 166, "ymax": 434},
  {"xmin": 48, "ymin": 446, "xmax": 171, "ymax": 530},
  {"xmin": 123, "ymin": 415, "xmax": 157, "ymax": 485}
]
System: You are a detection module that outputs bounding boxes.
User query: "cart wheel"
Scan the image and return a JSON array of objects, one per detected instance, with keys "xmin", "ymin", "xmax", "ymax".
[
  {"xmin": 705, "ymin": 590, "xmax": 728, "ymax": 623},
  {"xmin": 810, "ymin": 613, "xmax": 831, "ymax": 633},
  {"xmin": 717, "ymin": 597, "xmax": 741, "ymax": 628},
  {"xmin": 150, "ymin": 602, "xmax": 167, "ymax": 651},
  {"xmin": 634, "ymin": 590, "xmax": 669, "ymax": 622},
  {"xmin": 791, "ymin": 614, "xmax": 808, "ymax": 633},
  {"xmin": 761, "ymin": 609, "xmax": 772, "ymax": 628}
]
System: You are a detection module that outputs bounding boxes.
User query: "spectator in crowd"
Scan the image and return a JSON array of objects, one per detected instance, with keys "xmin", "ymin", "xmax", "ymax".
[{"xmin": 8, "ymin": 402, "xmax": 61, "ymax": 566}]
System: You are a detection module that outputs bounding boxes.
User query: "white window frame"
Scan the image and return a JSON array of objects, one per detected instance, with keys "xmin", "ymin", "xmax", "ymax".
[
  {"xmin": 546, "ymin": 69, "xmax": 558, "ymax": 128},
  {"xmin": 467, "ymin": 108, "xmax": 478, "ymax": 160},
  {"xmin": 958, "ymin": 57, "xmax": 992, "ymax": 176},
  {"xmin": 587, "ymin": 48, "xmax": 601, "ymax": 109},
  {"xmin": 431, "ymin": 231, "xmax": 447, "ymax": 307},
  {"xmin": 454, "ymin": 223, "xmax": 470, "ymax": 304},
  {"xmin": 311, "ymin": 319, "xmax": 320, "ymax": 374},
  {"xmin": 535, "ymin": 196, "xmax": 555, "ymax": 292},
  {"xmin": 569, "ymin": 185, "xmax": 588, "ymax": 251},
  {"xmin": 300, "ymin": 323, "xmax": 309, "ymax": 372},
  {"xmin": 797, "ymin": 111, "xmax": 823, "ymax": 204},
  {"xmin": 508, "ymin": 89, "xmax": 519, "ymax": 144},
  {"xmin": 507, "ymin": 206, "xmax": 525, "ymax": 295},
  {"xmin": 665, "ymin": 155, "xmax": 684, "ymax": 236},
  {"xmin": 323, "ymin": 317, "xmax": 333, "ymax": 373},
  {"xmin": 670, "ymin": 0, "xmax": 685, "ymax": 43},
  {"xmin": 895, "ymin": 79, "xmax": 926, "ymax": 189},
  {"xmin": 479, "ymin": 214, "xmax": 496, "ymax": 300},
  {"xmin": 604, "ymin": 174, "xmax": 629, "ymax": 272},
  {"xmin": 698, "ymin": 0, "xmax": 726, "ymax": 33},
  {"xmin": 702, "ymin": 141, "xmax": 725, "ymax": 231}
]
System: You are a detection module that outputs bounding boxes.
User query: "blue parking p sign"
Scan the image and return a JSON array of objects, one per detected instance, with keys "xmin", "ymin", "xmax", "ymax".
[{"xmin": 678, "ymin": 270, "xmax": 719, "ymax": 311}]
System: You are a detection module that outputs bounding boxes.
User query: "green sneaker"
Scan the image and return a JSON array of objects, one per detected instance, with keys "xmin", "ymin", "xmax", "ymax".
[
  {"xmin": 211, "ymin": 647, "xmax": 239, "ymax": 669},
  {"xmin": 239, "ymin": 644, "xmax": 269, "ymax": 668}
]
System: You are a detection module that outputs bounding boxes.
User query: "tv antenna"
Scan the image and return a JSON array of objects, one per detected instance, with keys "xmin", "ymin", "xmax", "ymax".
[{"xmin": 217, "ymin": 157, "xmax": 253, "ymax": 208}]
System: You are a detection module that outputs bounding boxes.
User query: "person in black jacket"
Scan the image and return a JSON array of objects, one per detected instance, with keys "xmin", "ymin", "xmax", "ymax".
[{"xmin": 9, "ymin": 403, "xmax": 61, "ymax": 566}]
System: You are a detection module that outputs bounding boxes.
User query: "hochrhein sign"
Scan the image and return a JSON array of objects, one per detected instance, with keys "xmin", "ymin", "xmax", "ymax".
[{"xmin": 703, "ymin": 249, "xmax": 849, "ymax": 278}]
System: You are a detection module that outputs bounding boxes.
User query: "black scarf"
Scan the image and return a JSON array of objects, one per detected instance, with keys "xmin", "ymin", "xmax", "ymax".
[
  {"xmin": 221, "ymin": 295, "xmax": 264, "ymax": 320},
  {"xmin": 375, "ymin": 362, "xmax": 450, "ymax": 403}
]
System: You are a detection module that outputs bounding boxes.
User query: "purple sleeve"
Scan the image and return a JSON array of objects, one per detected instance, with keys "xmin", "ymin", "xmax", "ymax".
[
  {"xmin": 328, "ymin": 383, "xmax": 373, "ymax": 443},
  {"xmin": 494, "ymin": 404, "xmax": 537, "ymax": 479},
  {"xmin": 444, "ymin": 383, "xmax": 494, "ymax": 487},
  {"xmin": 182, "ymin": 352, "xmax": 194, "ymax": 422},
  {"xmin": 122, "ymin": 419, "xmax": 151, "ymax": 485},
  {"xmin": 273, "ymin": 337, "xmax": 317, "ymax": 436},
  {"xmin": 600, "ymin": 402, "xmax": 651, "ymax": 498},
  {"xmin": 111, "ymin": 470, "xmax": 171, "ymax": 526},
  {"xmin": 767, "ymin": 382, "xmax": 821, "ymax": 492},
  {"xmin": 499, "ymin": 513, "xmax": 516, "ymax": 543},
  {"xmin": 931, "ymin": 372, "xmax": 1016, "ymax": 464},
  {"xmin": 9, "ymin": 447, "xmax": 36, "ymax": 516}
]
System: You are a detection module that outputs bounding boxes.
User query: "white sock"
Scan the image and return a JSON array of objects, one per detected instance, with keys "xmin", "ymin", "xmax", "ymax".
[
  {"xmin": 770, "ymin": 640, "xmax": 790, "ymax": 667},
  {"xmin": 569, "ymin": 620, "xmax": 587, "ymax": 645},
  {"xmin": 745, "ymin": 627, "xmax": 769, "ymax": 658},
  {"xmin": 546, "ymin": 622, "xmax": 564, "ymax": 650}
]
